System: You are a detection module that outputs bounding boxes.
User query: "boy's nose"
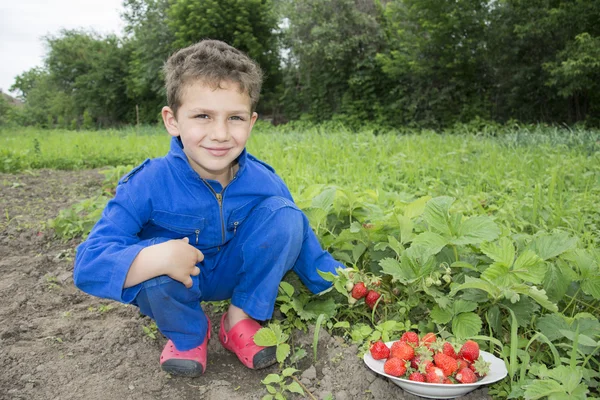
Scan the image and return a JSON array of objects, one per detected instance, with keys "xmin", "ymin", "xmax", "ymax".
[{"xmin": 210, "ymin": 120, "xmax": 229, "ymax": 141}]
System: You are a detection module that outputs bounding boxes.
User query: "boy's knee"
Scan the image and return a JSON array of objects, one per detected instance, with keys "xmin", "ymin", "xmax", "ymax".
[
  {"xmin": 255, "ymin": 196, "xmax": 304, "ymax": 234},
  {"xmin": 139, "ymin": 275, "xmax": 201, "ymax": 304}
]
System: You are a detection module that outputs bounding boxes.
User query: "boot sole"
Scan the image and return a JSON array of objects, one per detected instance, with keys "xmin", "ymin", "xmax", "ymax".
[
  {"xmin": 161, "ymin": 359, "xmax": 204, "ymax": 377},
  {"xmin": 252, "ymin": 346, "xmax": 277, "ymax": 369}
]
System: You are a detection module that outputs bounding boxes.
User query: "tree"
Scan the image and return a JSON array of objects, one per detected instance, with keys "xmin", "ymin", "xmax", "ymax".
[
  {"xmin": 166, "ymin": 0, "xmax": 282, "ymax": 115},
  {"xmin": 280, "ymin": 0, "xmax": 386, "ymax": 122}
]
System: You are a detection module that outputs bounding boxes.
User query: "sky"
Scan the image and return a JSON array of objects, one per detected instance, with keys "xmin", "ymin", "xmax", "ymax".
[{"xmin": 0, "ymin": 0, "xmax": 125, "ymax": 95}]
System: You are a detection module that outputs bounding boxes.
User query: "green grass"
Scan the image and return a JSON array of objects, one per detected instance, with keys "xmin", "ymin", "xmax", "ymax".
[{"xmin": 2, "ymin": 122, "xmax": 599, "ymax": 245}]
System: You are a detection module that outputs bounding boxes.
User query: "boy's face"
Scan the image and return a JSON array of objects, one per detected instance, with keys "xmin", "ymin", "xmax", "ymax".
[{"xmin": 162, "ymin": 79, "xmax": 258, "ymax": 182}]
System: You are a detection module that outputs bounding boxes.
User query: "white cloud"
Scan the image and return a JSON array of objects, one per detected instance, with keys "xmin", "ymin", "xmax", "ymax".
[{"xmin": 0, "ymin": 0, "xmax": 125, "ymax": 95}]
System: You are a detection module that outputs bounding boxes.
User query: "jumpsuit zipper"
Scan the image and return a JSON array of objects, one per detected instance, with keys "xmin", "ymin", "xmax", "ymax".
[{"xmin": 200, "ymin": 174, "xmax": 237, "ymax": 248}]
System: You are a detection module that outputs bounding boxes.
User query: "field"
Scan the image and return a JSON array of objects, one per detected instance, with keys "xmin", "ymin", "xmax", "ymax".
[{"xmin": 1, "ymin": 123, "xmax": 599, "ymax": 400}]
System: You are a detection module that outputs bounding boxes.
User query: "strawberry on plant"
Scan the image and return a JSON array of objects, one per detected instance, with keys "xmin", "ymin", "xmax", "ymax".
[
  {"xmin": 345, "ymin": 281, "xmax": 354, "ymax": 292},
  {"xmin": 458, "ymin": 340, "xmax": 480, "ymax": 363},
  {"xmin": 365, "ymin": 290, "xmax": 381, "ymax": 309},
  {"xmin": 425, "ymin": 367, "xmax": 445, "ymax": 383},
  {"xmin": 400, "ymin": 331, "xmax": 419, "ymax": 346},
  {"xmin": 456, "ymin": 367, "xmax": 477, "ymax": 384},
  {"xmin": 383, "ymin": 357, "xmax": 407, "ymax": 377},
  {"xmin": 408, "ymin": 372, "xmax": 425, "ymax": 382},
  {"xmin": 370, "ymin": 341, "xmax": 390, "ymax": 360},
  {"xmin": 351, "ymin": 282, "xmax": 368, "ymax": 299},
  {"xmin": 390, "ymin": 341, "xmax": 415, "ymax": 361},
  {"xmin": 433, "ymin": 353, "xmax": 458, "ymax": 377}
]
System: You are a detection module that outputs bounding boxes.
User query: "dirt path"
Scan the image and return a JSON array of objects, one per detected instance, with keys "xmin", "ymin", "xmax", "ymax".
[{"xmin": 0, "ymin": 169, "xmax": 492, "ymax": 400}]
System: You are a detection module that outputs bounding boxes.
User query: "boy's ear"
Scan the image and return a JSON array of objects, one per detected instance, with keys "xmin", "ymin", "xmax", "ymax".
[
  {"xmin": 162, "ymin": 106, "xmax": 179, "ymax": 137},
  {"xmin": 249, "ymin": 112, "xmax": 258, "ymax": 129}
]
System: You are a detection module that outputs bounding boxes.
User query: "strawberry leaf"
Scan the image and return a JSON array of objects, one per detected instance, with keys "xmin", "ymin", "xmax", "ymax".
[
  {"xmin": 453, "ymin": 215, "xmax": 500, "ymax": 245},
  {"xmin": 452, "ymin": 312, "xmax": 482, "ymax": 340}
]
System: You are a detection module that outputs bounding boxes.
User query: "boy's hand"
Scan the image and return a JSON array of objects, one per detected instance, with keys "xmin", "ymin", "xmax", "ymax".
[
  {"xmin": 125, "ymin": 236, "xmax": 204, "ymax": 289},
  {"xmin": 161, "ymin": 237, "xmax": 204, "ymax": 288}
]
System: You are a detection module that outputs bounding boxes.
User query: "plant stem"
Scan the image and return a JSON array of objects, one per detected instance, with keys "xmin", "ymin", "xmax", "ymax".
[{"xmin": 292, "ymin": 376, "xmax": 317, "ymax": 400}]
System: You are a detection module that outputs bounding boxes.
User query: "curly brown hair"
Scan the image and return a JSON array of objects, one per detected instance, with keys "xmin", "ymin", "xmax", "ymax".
[{"xmin": 163, "ymin": 40, "xmax": 264, "ymax": 117}]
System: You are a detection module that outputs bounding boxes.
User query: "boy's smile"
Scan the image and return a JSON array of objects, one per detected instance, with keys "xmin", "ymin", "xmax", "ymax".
[{"xmin": 162, "ymin": 79, "xmax": 258, "ymax": 186}]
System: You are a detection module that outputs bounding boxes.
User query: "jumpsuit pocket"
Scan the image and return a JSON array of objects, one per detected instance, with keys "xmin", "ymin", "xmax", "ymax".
[{"xmin": 150, "ymin": 210, "xmax": 205, "ymax": 245}]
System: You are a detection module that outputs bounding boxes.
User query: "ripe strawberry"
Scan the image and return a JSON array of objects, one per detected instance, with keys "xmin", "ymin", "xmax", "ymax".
[
  {"xmin": 369, "ymin": 341, "xmax": 390, "ymax": 360},
  {"xmin": 456, "ymin": 367, "xmax": 477, "ymax": 384},
  {"xmin": 351, "ymin": 282, "xmax": 368, "ymax": 299},
  {"xmin": 443, "ymin": 378, "xmax": 454, "ymax": 384},
  {"xmin": 458, "ymin": 340, "xmax": 480, "ymax": 363},
  {"xmin": 425, "ymin": 367, "xmax": 445, "ymax": 383},
  {"xmin": 408, "ymin": 372, "xmax": 426, "ymax": 382},
  {"xmin": 421, "ymin": 332, "xmax": 437, "ymax": 347},
  {"xmin": 383, "ymin": 357, "xmax": 407, "ymax": 377},
  {"xmin": 400, "ymin": 331, "xmax": 419, "ymax": 346},
  {"xmin": 456, "ymin": 358, "xmax": 470, "ymax": 371},
  {"xmin": 365, "ymin": 290, "xmax": 381, "ymax": 309},
  {"xmin": 433, "ymin": 353, "xmax": 458, "ymax": 377},
  {"xmin": 390, "ymin": 340, "xmax": 415, "ymax": 361},
  {"xmin": 443, "ymin": 342, "xmax": 458, "ymax": 359}
]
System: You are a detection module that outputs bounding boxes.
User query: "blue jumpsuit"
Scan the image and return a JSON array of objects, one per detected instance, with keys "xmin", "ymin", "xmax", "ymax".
[{"xmin": 73, "ymin": 137, "xmax": 342, "ymax": 351}]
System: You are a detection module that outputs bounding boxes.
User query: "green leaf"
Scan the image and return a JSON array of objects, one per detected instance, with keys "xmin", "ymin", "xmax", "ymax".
[
  {"xmin": 558, "ymin": 330, "xmax": 598, "ymax": 347},
  {"xmin": 543, "ymin": 260, "xmax": 577, "ymax": 303},
  {"xmin": 547, "ymin": 366, "xmax": 584, "ymax": 393},
  {"xmin": 311, "ymin": 187, "xmax": 336, "ymax": 211},
  {"xmin": 423, "ymin": 196, "xmax": 454, "ymax": 236},
  {"xmin": 480, "ymin": 237, "xmax": 515, "ymax": 266},
  {"xmin": 515, "ymin": 285, "xmax": 558, "ymax": 312},
  {"xmin": 379, "ymin": 257, "xmax": 417, "ymax": 284},
  {"xmin": 537, "ymin": 314, "xmax": 570, "ymax": 341},
  {"xmin": 524, "ymin": 380, "xmax": 564, "ymax": 399},
  {"xmin": 454, "ymin": 216, "xmax": 500, "ymax": 245},
  {"xmin": 450, "ymin": 277, "xmax": 500, "ymax": 298},
  {"xmin": 333, "ymin": 321, "xmax": 350, "ymax": 329},
  {"xmin": 279, "ymin": 281, "xmax": 295, "ymax": 297},
  {"xmin": 452, "ymin": 312, "xmax": 482, "ymax": 340},
  {"xmin": 276, "ymin": 343, "xmax": 291, "ymax": 363},
  {"xmin": 512, "ymin": 250, "xmax": 547, "ymax": 284},
  {"xmin": 581, "ymin": 276, "xmax": 600, "ymax": 299},
  {"xmin": 404, "ymin": 195, "xmax": 430, "ymax": 219},
  {"xmin": 387, "ymin": 235, "xmax": 405, "ymax": 256},
  {"xmin": 411, "ymin": 232, "xmax": 448, "ymax": 257},
  {"xmin": 262, "ymin": 394, "xmax": 274, "ymax": 400},
  {"xmin": 254, "ymin": 328, "xmax": 278, "ymax": 346},
  {"xmin": 282, "ymin": 367, "xmax": 299, "ymax": 377},
  {"xmin": 352, "ymin": 243, "xmax": 367, "ymax": 263},
  {"xmin": 304, "ymin": 297, "xmax": 337, "ymax": 319},
  {"xmin": 262, "ymin": 374, "xmax": 282, "ymax": 385},
  {"xmin": 286, "ymin": 381, "xmax": 305, "ymax": 395},
  {"xmin": 430, "ymin": 305, "xmax": 453, "ymax": 324},
  {"xmin": 397, "ymin": 215, "xmax": 416, "ymax": 244},
  {"xmin": 452, "ymin": 300, "xmax": 478, "ymax": 314},
  {"xmin": 481, "ymin": 263, "xmax": 513, "ymax": 286},
  {"xmin": 528, "ymin": 231, "xmax": 578, "ymax": 260}
]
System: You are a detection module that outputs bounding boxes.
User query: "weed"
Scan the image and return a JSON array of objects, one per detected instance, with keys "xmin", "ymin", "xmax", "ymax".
[{"xmin": 261, "ymin": 368, "xmax": 305, "ymax": 400}]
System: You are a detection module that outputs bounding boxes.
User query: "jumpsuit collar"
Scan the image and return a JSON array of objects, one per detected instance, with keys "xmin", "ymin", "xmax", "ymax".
[{"xmin": 167, "ymin": 136, "xmax": 248, "ymax": 182}]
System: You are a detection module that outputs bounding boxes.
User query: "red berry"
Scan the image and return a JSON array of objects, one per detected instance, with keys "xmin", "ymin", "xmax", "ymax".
[
  {"xmin": 369, "ymin": 341, "xmax": 390, "ymax": 360},
  {"xmin": 390, "ymin": 341, "xmax": 415, "ymax": 361},
  {"xmin": 425, "ymin": 367, "xmax": 445, "ymax": 383},
  {"xmin": 443, "ymin": 342, "xmax": 458, "ymax": 358},
  {"xmin": 421, "ymin": 332, "xmax": 437, "ymax": 347},
  {"xmin": 433, "ymin": 353, "xmax": 458, "ymax": 377},
  {"xmin": 408, "ymin": 372, "xmax": 426, "ymax": 382},
  {"xmin": 458, "ymin": 340, "xmax": 480, "ymax": 363},
  {"xmin": 456, "ymin": 367, "xmax": 477, "ymax": 384},
  {"xmin": 383, "ymin": 357, "xmax": 407, "ymax": 377},
  {"xmin": 365, "ymin": 290, "xmax": 381, "ymax": 309},
  {"xmin": 400, "ymin": 331, "xmax": 419, "ymax": 346},
  {"xmin": 351, "ymin": 282, "xmax": 368, "ymax": 299}
]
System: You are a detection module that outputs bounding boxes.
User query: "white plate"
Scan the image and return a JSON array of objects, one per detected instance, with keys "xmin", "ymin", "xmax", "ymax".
[{"xmin": 363, "ymin": 343, "xmax": 508, "ymax": 399}]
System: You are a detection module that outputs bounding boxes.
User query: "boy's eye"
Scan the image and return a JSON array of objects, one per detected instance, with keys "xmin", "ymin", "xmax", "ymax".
[
  {"xmin": 195, "ymin": 114, "xmax": 209, "ymax": 119},
  {"xmin": 230, "ymin": 116, "xmax": 245, "ymax": 121}
]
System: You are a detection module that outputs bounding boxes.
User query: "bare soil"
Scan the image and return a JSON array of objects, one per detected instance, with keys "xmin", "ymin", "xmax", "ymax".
[{"xmin": 0, "ymin": 169, "xmax": 492, "ymax": 400}]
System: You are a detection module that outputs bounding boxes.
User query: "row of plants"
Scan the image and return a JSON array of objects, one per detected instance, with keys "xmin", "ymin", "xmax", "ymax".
[{"xmin": 47, "ymin": 168, "xmax": 600, "ymax": 399}]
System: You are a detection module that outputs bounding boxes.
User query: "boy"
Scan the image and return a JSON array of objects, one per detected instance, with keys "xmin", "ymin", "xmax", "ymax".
[{"xmin": 73, "ymin": 40, "xmax": 342, "ymax": 377}]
